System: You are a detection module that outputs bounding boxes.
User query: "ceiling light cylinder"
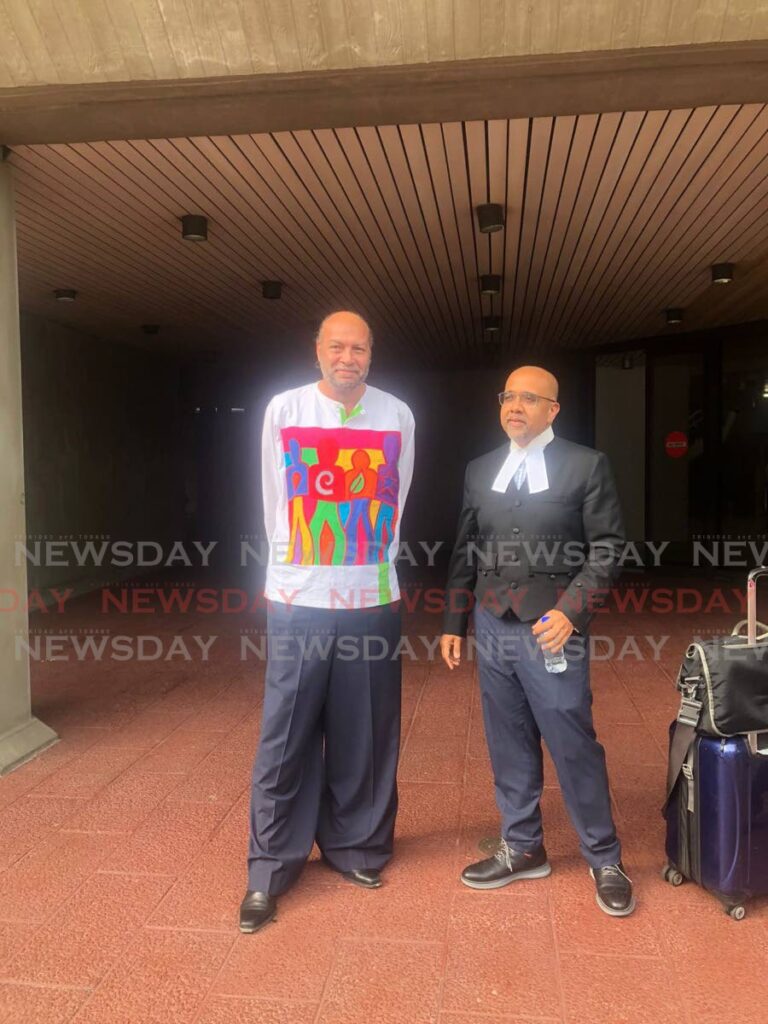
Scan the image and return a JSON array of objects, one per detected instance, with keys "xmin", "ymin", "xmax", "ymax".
[
  {"xmin": 480, "ymin": 273, "xmax": 502, "ymax": 295},
  {"xmin": 53, "ymin": 288, "xmax": 77, "ymax": 302},
  {"xmin": 665, "ymin": 308, "xmax": 684, "ymax": 325},
  {"xmin": 262, "ymin": 280, "xmax": 283, "ymax": 300},
  {"xmin": 181, "ymin": 214, "xmax": 208, "ymax": 241},
  {"xmin": 476, "ymin": 203, "xmax": 505, "ymax": 234},
  {"xmin": 482, "ymin": 315, "xmax": 501, "ymax": 334},
  {"xmin": 711, "ymin": 262, "xmax": 734, "ymax": 285}
]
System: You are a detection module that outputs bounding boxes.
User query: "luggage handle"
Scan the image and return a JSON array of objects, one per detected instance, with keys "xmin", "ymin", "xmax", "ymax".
[
  {"xmin": 746, "ymin": 732, "xmax": 768, "ymax": 757},
  {"xmin": 730, "ymin": 620, "xmax": 768, "ymax": 641},
  {"xmin": 746, "ymin": 566, "xmax": 768, "ymax": 645}
]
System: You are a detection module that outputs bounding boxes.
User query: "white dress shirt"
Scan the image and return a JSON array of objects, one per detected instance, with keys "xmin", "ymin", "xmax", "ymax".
[{"xmin": 491, "ymin": 425, "xmax": 555, "ymax": 494}]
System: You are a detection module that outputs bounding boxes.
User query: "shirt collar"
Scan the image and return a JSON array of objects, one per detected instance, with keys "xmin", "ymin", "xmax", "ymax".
[
  {"xmin": 315, "ymin": 383, "xmax": 367, "ymax": 423},
  {"xmin": 508, "ymin": 425, "xmax": 554, "ymax": 454}
]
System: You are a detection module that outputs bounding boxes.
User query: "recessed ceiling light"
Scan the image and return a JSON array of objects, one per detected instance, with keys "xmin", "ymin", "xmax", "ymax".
[
  {"xmin": 180, "ymin": 214, "xmax": 208, "ymax": 241},
  {"xmin": 665, "ymin": 308, "xmax": 684, "ymax": 325},
  {"xmin": 476, "ymin": 204, "xmax": 505, "ymax": 234},
  {"xmin": 480, "ymin": 274, "xmax": 502, "ymax": 295},
  {"xmin": 262, "ymin": 281, "xmax": 283, "ymax": 300},
  {"xmin": 53, "ymin": 288, "xmax": 77, "ymax": 302},
  {"xmin": 482, "ymin": 315, "xmax": 501, "ymax": 333},
  {"xmin": 711, "ymin": 262, "xmax": 734, "ymax": 285}
]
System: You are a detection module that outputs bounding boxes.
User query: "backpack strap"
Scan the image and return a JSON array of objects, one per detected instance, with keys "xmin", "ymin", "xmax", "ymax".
[{"xmin": 661, "ymin": 667, "xmax": 704, "ymax": 814}]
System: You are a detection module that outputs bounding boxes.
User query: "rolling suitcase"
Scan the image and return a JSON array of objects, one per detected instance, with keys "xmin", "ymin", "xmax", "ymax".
[{"xmin": 662, "ymin": 566, "xmax": 768, "ymax": 919}]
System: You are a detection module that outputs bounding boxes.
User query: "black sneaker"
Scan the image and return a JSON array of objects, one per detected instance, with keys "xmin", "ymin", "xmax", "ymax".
[
  {"xmin": 461, "ymin": 841, "xmax": 551, "ymax": 890},
  {"xmin": 590, "ymin": 863, "xmax": 635, "ymax": 917}
]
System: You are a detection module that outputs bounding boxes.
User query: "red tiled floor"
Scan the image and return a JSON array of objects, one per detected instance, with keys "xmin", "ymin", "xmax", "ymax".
[
  {"xmin": 69, "ymin": 928, "xmax": 236, "ymax": 1024},
  {"xmin": 0, "ymin": 983, "xmax": 90, "ymax": 1024},
  {"xmin": 0, "ymin": 873, "xmax": 173, "ymax": 988},
  {"xmin": 0, "ymin": 795, "xmax": 88, "ymax": 871},
  {"xmin": 558, "ymin": 954, "xmax": 684, "ymax": 1024},
  {"xmin": 0, "ymin": 830, "xmax": 120, "ymax": 925},
  {"xmin": 550, "ymin": 865, "xmax": 663, "ymax": 957},
  {"xmin": 211, "ymin": 889, "xmax": 362, "ymax": 1002},
  {"xmin": 0, "ymin": 580, "xmax": 765, "ymax": 1022},
  {"xmin": 196, "ymin": 997, "xmax": 317, "ymax": 1024},
  {"xmin": 316, "ymin": 939, "xmax": 444, "ymax": 1024},
  {"xmin": 0, "ymin": 923, "xmax": 38, "ymax": 964},
  {"xmin": 681, "ymin": 955, "xmax": 768, "ymax": 1024},
  {"xmin": 441, "ymin": 892, "xmax": 561, "ymax": 1017},
  {"xmin": 26, "ymin": 745, "xmax": 148, "ymax": 800},
  {"xmin": 98, "ymin": 799, "xmax": 229, "ymax": 876},
  {"xmin": 60, "ymin": 769, "xmax": 185, "ymax": 834},
  {"xmin": 440, "ymin": 1017, "xmax": 561, "ymax": 1024},
  {"xmin": 162, "ymin": 747, "xmax": 251, "ymax": 806},
  {"xmin": 395, "ymin": 781, "xmax": 463, "ymax": 847}
]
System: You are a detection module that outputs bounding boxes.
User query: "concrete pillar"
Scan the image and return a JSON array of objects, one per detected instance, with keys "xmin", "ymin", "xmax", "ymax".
[{"xmin": 0, "ymin": 154, "xmax": 57, "ymax": 774}]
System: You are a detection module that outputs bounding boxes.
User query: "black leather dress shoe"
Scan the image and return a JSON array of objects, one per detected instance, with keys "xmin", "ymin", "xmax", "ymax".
[
  {"xmin": 340, "ymin": 867, "xmax": 382, "ymax": 889},
  {"xmin": 239, "ymin": 891, "xmax": 277, "ymax": 933},
  {"xmin": 461, "ymin": 841, "xmax": 551, "ymax": 889},
  {"xmin": 590, "ymin": 863, "xmax": 635, "ymax": 916}
]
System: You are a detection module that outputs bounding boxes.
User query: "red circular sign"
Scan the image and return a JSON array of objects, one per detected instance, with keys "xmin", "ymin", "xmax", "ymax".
[{"xmin": 665, "ymin": 431, "xmax": 688, "ymax": 458}]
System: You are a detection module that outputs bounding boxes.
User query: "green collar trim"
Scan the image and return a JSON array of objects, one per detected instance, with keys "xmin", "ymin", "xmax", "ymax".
[{"xmin": 339, "ymin": 403, "xmax": 363, "ymax": 424}]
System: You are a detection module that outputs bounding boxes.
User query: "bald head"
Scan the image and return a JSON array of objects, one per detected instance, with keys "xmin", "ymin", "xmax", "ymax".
[
  {"xmin": 506, "ymin": 365, "xmax": 558, "ymax": 401},
  {"xmin": 315, "ymin": 310, "xmax": 373, "ymax": 348},
  {"xmin": 315, "ymin": 309, "xmax": 373, "ymax": 402},
  {"xmin": 499, "ymin": 365, "xmax": 560, "ymax": 447}
]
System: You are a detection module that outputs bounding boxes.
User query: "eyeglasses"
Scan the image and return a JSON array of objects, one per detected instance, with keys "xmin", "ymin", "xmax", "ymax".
[{"xmin": 498, "ymin": 390, "xmax": 558, "ymax": 407}]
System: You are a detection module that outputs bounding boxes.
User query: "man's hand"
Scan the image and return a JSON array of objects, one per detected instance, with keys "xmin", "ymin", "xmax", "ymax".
[
  {"xmin": 531, "ymin": 609, "xmax": 574, "ymax": 653},
  {"xmin": 440, "ymin": 634, "xmax": 463, "ymax": 670}
]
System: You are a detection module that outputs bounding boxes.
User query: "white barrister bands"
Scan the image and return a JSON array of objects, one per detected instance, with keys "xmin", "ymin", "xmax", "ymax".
[{"xmin": 491, "ymin": 425, "xmax": 554, "ymax": 494}]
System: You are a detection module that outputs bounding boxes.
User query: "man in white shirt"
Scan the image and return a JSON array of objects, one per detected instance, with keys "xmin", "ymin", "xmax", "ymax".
[
  {"xmin": 240, "ymin": 311, "xmax": 415, "ymax": 934},
  {"xmin": 440, "ymin": 366, "xmax": 634, "ymax": 917}
]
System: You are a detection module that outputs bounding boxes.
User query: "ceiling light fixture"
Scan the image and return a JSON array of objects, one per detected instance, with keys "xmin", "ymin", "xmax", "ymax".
[
  {"xmin": 476, "ymin": 203, "xmax": 505, "ymax": 234},
  {"xmin": 711, "ymin": 262, "xmax": 734, "ymax": 285},
  {"xmin": 480, "ymin": 274, "xmax": 502, "ymax": 295},
  {"xmin": 665, "ymin": 308, "xmax": 684, "ymax": 325},
  {"xmin": 53, "ymin": 288, "xmax": 77, "ymax": 302},
  {"xmin": 262, "ymin": 280, "xmax": 283, "ymax": 300},
  {"xmin": 482, "ymin": 315, "xmax": 501, "ymax": 334},
  {"xmin": 180, "ymin": 214, "xmax": 208, "ymax": 241}
]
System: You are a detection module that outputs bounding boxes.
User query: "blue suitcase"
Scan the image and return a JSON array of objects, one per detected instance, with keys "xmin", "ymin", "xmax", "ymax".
[
  {"xmin": 663, "ymin": 566, "xmax": 768, "ymax": 917},
  {"xmin": 663, "ymin": 728, "xmax": 768, "ymax": 919}
]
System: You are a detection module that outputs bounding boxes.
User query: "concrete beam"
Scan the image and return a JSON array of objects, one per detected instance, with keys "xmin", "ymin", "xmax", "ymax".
[
  {"xmin": 0, "ymin": 155, "xmax": 57, "ymax": 774},
  {"xmin": 1, "ymin": 41, "xmax": 768, "ymax": 146}
]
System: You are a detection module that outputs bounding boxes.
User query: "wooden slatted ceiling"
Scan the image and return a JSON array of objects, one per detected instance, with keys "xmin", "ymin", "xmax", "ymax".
[
  {"xmin": 3, "ymin": 0, "xmax": 768, "ymax": 88},
  {"xmin": 10, "ymin": 104, "xmax": 768, "ymax": 362}
]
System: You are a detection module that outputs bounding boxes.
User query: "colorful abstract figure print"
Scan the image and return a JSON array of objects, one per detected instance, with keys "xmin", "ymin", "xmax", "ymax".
[{"xmin": 281, "ymin": 426, "xmax": 402, "ymax": 566}]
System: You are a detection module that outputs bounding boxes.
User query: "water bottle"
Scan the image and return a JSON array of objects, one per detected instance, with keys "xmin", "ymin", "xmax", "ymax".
[{"xmin": 539, "ymin": 615, "xmax": 567, "ymax": 674}]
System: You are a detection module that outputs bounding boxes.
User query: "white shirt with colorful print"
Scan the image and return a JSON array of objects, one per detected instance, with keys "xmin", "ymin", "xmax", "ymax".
[{"xmin": 262, "ymin": 382, "xmax": 416, "ymax": 609}]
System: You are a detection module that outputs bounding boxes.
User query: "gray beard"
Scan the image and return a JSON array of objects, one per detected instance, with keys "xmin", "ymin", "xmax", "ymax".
[{"xmin": 329, "ymin": 367, "xmax": 368, "ymax": 391}]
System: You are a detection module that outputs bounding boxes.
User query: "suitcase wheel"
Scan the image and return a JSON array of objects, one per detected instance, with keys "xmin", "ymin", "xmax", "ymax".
[
  {"xmin": 726, "ymin": 904, "xmax": 746, "ymax": 921},
  {"xmin": 662, "ymin": 864, "xmax": 684, "ymax": 887}
]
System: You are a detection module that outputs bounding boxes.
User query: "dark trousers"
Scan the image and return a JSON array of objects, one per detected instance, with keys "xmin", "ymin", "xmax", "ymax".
[
  {"xmin": 247, "ymin": 600, "xmax": 402, "ymax": 895},
  {"xmin": 474, "ymin": 605, "xmax": 621, "ymax": 869}
]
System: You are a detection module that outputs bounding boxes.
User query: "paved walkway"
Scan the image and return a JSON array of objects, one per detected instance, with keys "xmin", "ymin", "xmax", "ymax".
[{"xmin": 1, "ymin": 580, "xmax": 766, "ymax": 1023}]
